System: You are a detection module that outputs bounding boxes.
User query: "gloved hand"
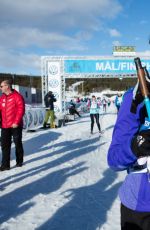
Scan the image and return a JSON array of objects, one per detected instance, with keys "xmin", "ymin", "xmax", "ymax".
[
  {"xmin": 131, "ymin": 130, "xmax": 150, "ymax": 157},
  {"xmin": 130, "ymin": 83, "xmax": 144, "ymax": 114},
  {"xmin": 130, "ymin": 67, "xmax": 150, "ymax": 114}
]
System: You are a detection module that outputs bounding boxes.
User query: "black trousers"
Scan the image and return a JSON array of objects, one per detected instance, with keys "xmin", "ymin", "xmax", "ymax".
[
  {"xmin": 90, "ymin": 114, "xmax": 101, "ymax": 132},
  {"xmin": 69, "ymin": 108, "xmax": 80, "ymax": 117},
  {"xmin": 1, "ymin": 127, "xmax": 24, "ymax": 167},
  {"xmin": 121, "ymin": 203, "xmax": 150, "ymax": 230}
]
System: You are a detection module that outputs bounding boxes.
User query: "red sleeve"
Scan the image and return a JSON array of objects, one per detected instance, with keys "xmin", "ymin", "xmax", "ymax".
[
  {"xmin": 14, "ymin": 94, "xmax": 25, "ymax": 125},
  {"xmin": 0, "ymin": 96, "xmax": 3, "ymax": 110}
]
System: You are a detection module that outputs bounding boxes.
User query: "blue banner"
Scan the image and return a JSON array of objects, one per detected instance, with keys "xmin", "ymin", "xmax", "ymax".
[{"xmin": 64, "ymin": 59, "xmax": 150, "ymax": 74}]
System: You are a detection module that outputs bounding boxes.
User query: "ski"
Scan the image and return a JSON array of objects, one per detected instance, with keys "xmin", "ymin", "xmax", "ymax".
[
  {"xmin": 99, "ymin": 130, "xmax": 105, "ymax": 137},
  {"xmin": 89, "ymin": 130, "xmax": 105, "ymax": 138}
]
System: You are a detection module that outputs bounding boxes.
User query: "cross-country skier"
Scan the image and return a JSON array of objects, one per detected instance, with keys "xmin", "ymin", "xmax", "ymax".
[
  {"xmin": 115, "ymin": 93, "xmax": 122, "ymax": 112},
  {"xmin": 87, "ymin": 95, "xmax": 101, "ymax": 134},
  {"xmin": 107, "ymin": 78, "xmax": 150, "ymax": 229},
  {"xmin": 68, "ymin": 100, "xmax": 81, "ymax": 117}
]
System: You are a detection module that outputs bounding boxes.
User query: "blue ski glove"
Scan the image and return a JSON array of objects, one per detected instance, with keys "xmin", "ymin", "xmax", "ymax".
[
  {"xmin": 131, "ymin": 130, "xmax": 150, "ymax": 157},
  {"xmin": 130, "ymin": 67, "xmax": 150, "ymax": 114}
]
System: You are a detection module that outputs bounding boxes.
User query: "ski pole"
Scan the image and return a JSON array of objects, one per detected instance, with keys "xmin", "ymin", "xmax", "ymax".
[
  {"xmin": 134, "ymin": 57, "xmax": 150, "ymax": 178},
  {"xmin": 134, "ymin": 57, "xmax": 150, "ymax": 118}
]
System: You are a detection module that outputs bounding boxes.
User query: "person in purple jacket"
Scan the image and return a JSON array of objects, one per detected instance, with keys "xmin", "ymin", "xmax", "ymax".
[{"xmin": 107, "ymin": 85, "xmax": 150, "ymax": 230}]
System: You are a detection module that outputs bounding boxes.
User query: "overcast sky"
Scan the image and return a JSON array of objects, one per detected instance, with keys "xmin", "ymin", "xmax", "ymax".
[{"xmin": 0, "ymin": 0, "xmax": 150, "ymax": 75}]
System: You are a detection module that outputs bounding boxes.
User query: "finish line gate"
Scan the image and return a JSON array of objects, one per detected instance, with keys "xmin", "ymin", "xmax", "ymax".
[{"xmin": 41, "ymin": 56, "xmax": 150, "ymax": 113}]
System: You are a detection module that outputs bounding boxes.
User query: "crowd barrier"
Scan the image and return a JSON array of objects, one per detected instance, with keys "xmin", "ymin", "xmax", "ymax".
[{"xmin": 1, "ymin": 102, "xmax": 88, "ymax": 132}]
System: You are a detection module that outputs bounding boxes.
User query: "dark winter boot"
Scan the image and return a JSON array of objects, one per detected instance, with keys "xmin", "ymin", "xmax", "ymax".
[{"xmin": 43, "ymin": 122, "xmax": 47, "ymax": 128}]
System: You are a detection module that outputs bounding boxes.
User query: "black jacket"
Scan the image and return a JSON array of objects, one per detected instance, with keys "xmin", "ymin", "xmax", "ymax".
[{"xmin": 44, "ymin": 93, "xmax": 56, "ymax": 110}]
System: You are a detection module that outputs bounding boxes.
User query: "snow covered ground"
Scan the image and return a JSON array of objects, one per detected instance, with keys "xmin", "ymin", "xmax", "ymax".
[{"xmin": 0, "ymin": 103, "xmax": 126, "ymax": 230}]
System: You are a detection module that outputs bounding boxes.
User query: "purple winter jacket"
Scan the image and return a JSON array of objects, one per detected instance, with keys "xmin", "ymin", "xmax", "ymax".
[{"xmin": 107, "ymin": 88, "xmax": 150, "ymax": 212}]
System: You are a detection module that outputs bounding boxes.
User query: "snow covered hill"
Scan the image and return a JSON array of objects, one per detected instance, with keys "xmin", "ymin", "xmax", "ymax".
[{"xmin": 0, "ymin": 103, "xmax": 126, "ymax": 230}]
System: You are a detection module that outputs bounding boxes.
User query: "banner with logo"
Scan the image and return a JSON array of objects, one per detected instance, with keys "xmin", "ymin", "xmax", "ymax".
[
  {"xmin": 23, "ymin": 105, "xmax": 46, "ymax": 131},
  {"xmin": 64, "ymin": 59, "xmax": 150, "ymax": 75},
  {"xmin": 47, "ymin": 62, "xmax": 62, "ymax": 113}
]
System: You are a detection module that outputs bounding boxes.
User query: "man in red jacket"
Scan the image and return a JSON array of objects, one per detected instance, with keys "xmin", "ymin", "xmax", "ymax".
[{"xmin": 0, "ymin": 80, "xmax": 25, "ymax": 171}]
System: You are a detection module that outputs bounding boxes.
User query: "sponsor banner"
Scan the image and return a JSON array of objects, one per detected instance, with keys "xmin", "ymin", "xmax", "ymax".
[
  {"xmin": 47, "ymin": 61, "xmax": 62, "ymax": 113},
  {"xmin": 23, "ymin": 106, "xmax": 46, "ymax": 131},
  {"xmin": 48, "ymin": 62, "xmax": 60, "ymax": 76},
  {"xmin": 39, "ymin": 110, "xmax": 45, "ymax": 125},
  {"xmin": 23, "ymin": 113, "xmax": 28, "ymax": 130},
  {"xmin": 113, "ymin": 46, "xmax": 136, "ymax": 56},
  {"xmin": 64, "ymin": 59, "xmax": 150, "ymax": 74},
  {"xmin": 27, "ymin": 111, "xmax": 34, "ymax": 128},
  {"xmin": 113, "ymin": 46, "xmax": 135, "ymax": 52}
]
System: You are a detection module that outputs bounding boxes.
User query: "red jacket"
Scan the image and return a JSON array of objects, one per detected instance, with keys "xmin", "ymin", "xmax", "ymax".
[{"xmin": 0, "ymin": 90, "xmax": 25, "ymax": 128}]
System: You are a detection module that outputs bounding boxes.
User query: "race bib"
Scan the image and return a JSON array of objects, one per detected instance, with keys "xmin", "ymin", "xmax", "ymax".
[{"xmin": 91, "ymin": 102, "xmax": 97, "ymax": 109}]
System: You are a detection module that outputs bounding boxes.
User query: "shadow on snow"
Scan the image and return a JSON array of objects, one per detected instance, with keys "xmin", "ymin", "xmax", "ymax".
[
  {"xmin": 0, "ymin": 134, "xmax": 107, "ymax": 227},
  {"xmin": 37, "ymin": 168, "xmax": 121, "ymax": 230}
]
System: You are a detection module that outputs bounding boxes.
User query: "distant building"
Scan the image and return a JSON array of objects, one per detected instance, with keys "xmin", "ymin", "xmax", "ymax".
[
  {"xmin": 0, "ymin": 73, "xmax": 42, "ymax": 104},
  {"xmin": 13, "ymin": 85, "xmax": 42, "ymax": 104}
]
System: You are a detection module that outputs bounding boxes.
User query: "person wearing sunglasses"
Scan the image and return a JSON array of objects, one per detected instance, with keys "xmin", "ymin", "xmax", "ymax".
[{"xmin": 0, "ymin": 80, "xmax": 25, "ymax": 170}]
